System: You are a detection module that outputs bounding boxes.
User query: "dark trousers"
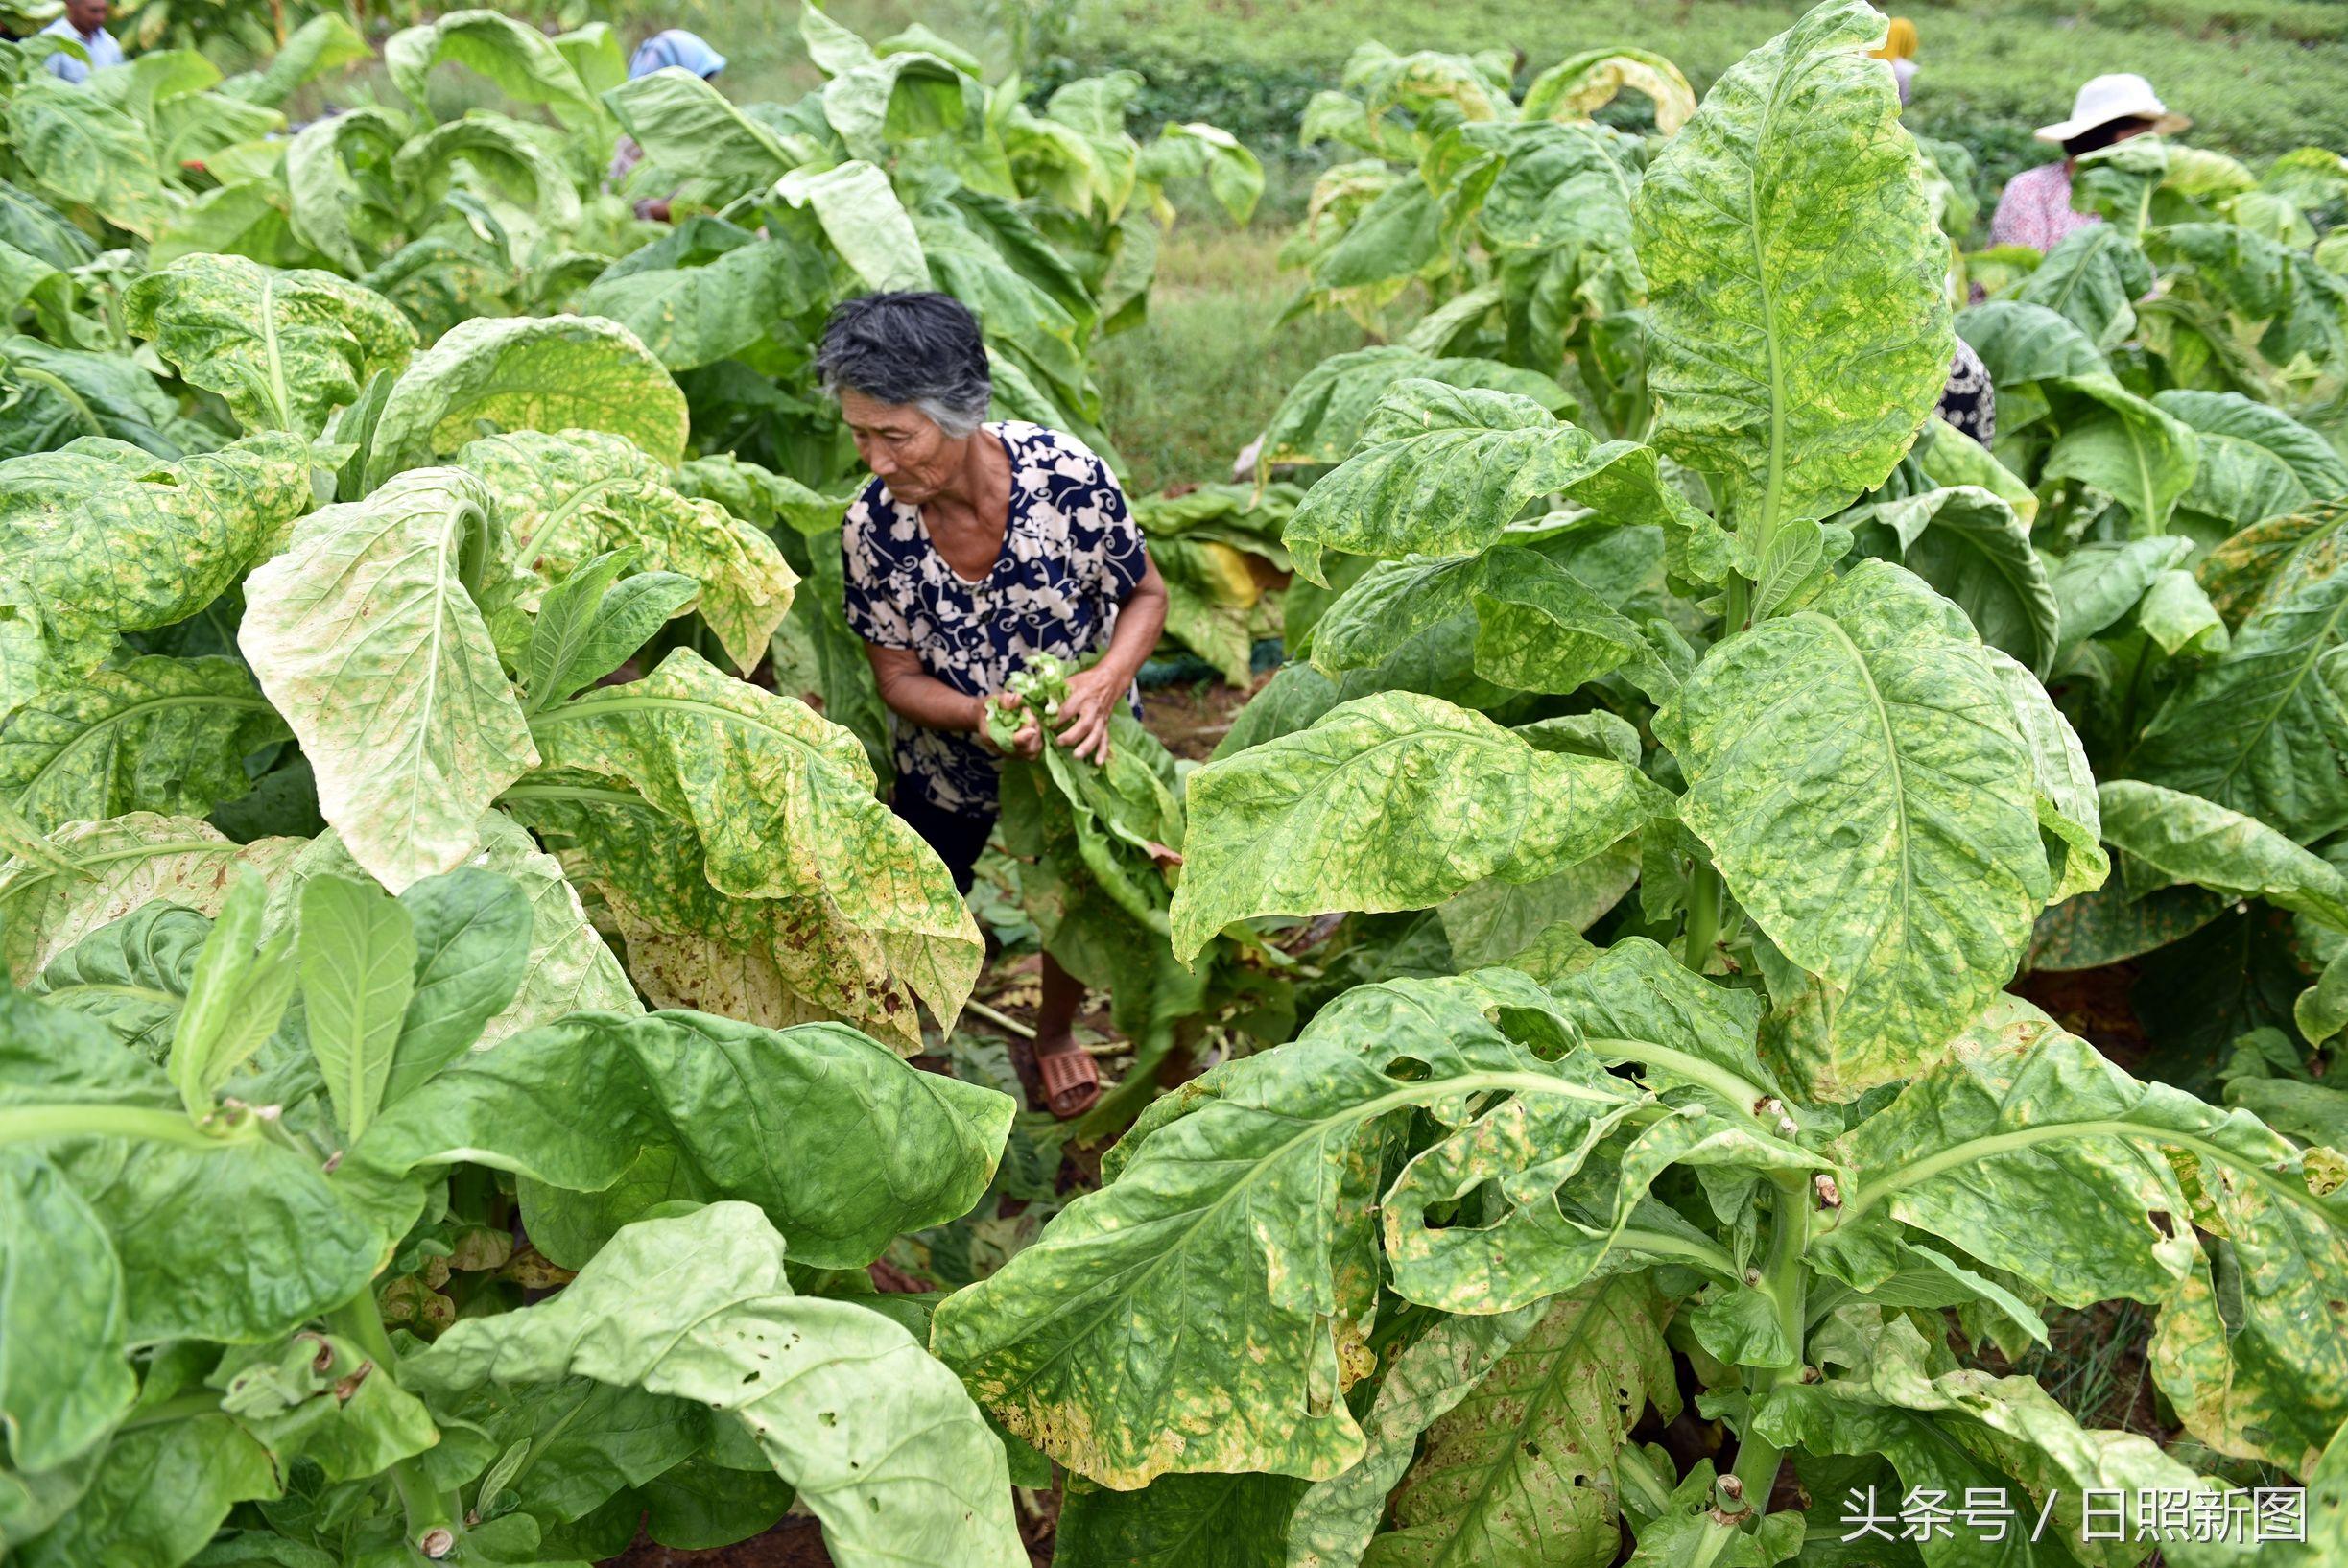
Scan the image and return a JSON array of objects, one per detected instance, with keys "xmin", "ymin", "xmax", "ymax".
[{"xmin": 892, "ymin": 792, "xmax": 995, "ymax": 895}]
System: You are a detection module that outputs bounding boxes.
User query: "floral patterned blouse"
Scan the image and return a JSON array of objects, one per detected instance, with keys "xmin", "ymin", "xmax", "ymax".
[
  {"xmin": 1990, "ymin": 160, "xmax": 2099, "ymax": 253},
  {"xmin": 842, "ymin": 421, "xmax": 1147, "ymax": 815}
]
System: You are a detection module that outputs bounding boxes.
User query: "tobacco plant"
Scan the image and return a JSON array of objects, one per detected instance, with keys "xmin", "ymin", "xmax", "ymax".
[{"xmin": 931, "ymin": 5, "xmax": 2348, "ymax": 1561}]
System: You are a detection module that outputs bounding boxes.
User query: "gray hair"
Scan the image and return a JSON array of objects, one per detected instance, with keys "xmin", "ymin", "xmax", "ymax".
[{"xmin": 817, "ymin": 292, "xmax": 992, "ymax": 438}]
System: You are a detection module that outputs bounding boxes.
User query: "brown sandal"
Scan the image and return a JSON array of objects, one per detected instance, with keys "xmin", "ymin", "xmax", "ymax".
[{"xmin": 1033, "ymin": 1043, "xmax": 1102, "ymax": 1120}]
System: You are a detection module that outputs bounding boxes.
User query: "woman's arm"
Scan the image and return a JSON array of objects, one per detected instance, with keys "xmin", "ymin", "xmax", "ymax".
[
  {"xmin": 863, "ymin": 643, "xmax": 1042, "ymax": 759},
  {"xmin": 1054, "ymin": 555, "xmax": 1169, "ymax": 764}
]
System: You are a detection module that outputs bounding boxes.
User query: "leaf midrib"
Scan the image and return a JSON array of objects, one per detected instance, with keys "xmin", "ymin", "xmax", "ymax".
[
  {"xmin": 1402, "ymin": 1274, "xmax": 1644, "ymax": 1567},
  {"xmin": 970, "ymin": 1066, "xmax": 1639, "ymax": 1437},
  {"xmin": 12, "ymin": 687, "xmax": 276, "ymax": 815}
]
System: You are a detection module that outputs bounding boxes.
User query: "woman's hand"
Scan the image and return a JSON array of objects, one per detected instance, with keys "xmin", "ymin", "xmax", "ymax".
[
  {"xmin": 1054, "ymin": 664, "xmax": 1126, "ymax": 764},
  {"xmin": 978, "ymin": 691, "xmax": 1043, "ymax": 760}
]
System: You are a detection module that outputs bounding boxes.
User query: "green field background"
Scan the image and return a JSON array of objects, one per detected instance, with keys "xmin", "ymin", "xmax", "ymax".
[{"xmin": 607, "ymin": 0, "xmax": 2348, "ymax": 487}]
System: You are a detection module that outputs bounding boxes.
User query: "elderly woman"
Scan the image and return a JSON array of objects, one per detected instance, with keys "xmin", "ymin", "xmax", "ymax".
[{"xmin": 820, "ymin": 292, "xmax": 1169, "ymax": 1119}]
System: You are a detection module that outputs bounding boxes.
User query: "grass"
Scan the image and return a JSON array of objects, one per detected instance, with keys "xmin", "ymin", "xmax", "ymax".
[
  {"xmin": 1066, "ymin": 0, "xmax": 2348, "ymax": 168},
  {"xmin": 1089, "ymin": 223, "xmax": 1364, "ymax": 491}
]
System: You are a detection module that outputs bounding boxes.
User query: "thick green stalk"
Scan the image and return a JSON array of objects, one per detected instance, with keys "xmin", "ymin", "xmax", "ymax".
[
  {"xmin": 1729, "ymin": 1176, "xmax": 1812, "ymax": 1519},
  {"xmin": 327, "ymin": 1292, "xmax": 459, "ymax": 1546},
  {"xmin": 0, "ymin": 1104, "xmax": 254, "ymax": 1149},
  {"xmin": 1680, "ymin": 863, "xmax": 1722, "ymax": 974}
]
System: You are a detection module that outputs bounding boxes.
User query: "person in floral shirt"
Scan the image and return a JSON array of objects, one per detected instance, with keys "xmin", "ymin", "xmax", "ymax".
[
  {"xmin": 824, "ymin": 292, "xmax": 1168, "ymax": 1118},
  {"xmin": 1990, "ymin": 73, "xmax": 2190, "ymax": 251}
]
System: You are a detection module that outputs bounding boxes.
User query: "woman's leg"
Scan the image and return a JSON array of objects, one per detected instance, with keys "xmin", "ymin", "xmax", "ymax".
[{"xmin": 1031, "ymin": 950, "xmax": 1099, "ymax": 1118}]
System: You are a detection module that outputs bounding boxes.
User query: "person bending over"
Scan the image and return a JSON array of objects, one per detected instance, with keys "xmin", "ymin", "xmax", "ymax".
[{"xmin": 819, "ymin": 291, "xmax": 1169, "ymax": 1119}]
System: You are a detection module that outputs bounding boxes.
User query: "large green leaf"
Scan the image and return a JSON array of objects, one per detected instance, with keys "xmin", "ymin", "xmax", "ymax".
[
  {"xmin": 2016, "ymin": 224, "xmax": 2155, "ymax": 349},
  {"xmin": 297, "ymin": 875, "xmax": 417, "ymax": 1143},
  {"xmin": 1665, "ymin": 559, "xmax": 2047, "ymax": 1101},
  {"xmin": 603, "ymin": 68, "xmax": 795, "ymax": 184},
  {"xmin": 384, "ymin": 10, "xmax": 601, "ymax": 131},
  {"xmin": 2049, "ymin": 536, "xmax": 2192, "ymax": 648},
  {"xmin": 932, "ymin": 970, "xmax": 1652, "ymax": 1487},
  {"xmin": 0, "ymin": 434, "xmax": 309, "ymax": 656},
  {"xmin": 1632, "ymin": 0, "xmax": 1951, "ymax": 537},
  {"xmin": 28, "ymin": 901, "xmax": 208, "ymax": 1057},
  {"xmin": 0, "ymin": 656, "xmax": 287, "ymax": 834},
  {"xmin": 1850, "ymin": 486, "xmax": 2060, "ymax": 677},
  {"xmin": 241, "ymin": 467, "xmax": 539, "ymax": 893},
  {"xmin": 772, "ymin": 161, "xmax": 929, "ymax": 294},
  {"xmin": 1955, "ymin": 299, "xmax": 2108, "ymax": 435},
  {"xmin": 1357, "ymin": 1275, "xmax": 1676, "ymax": 1568},
  {"xmin": 363, "ymin": 315, "xmax": 688, "ymax": 489},
  {"xmin": 2156, "ymin": 389, "xmax": 2344, "ymax": 532},
  {"xmin": 518, "ymin": 649, "xmax": 982, "ymax": 1048},
  {"xmin": 1282, "ymin": 380, "xmax": 1698, "ymax": 585},
  {"xmin": 404, "ymin": 1203, "xmax": 1029, "ymax": 1568},
  {"xmin": 2133, "ymin": 502, "xmax": 2348, "ymax": 840},
  {"xmin": 1168, "ymin": 690, "xmax": 1670, "ymax": 962},
  {"xmin": 457, "ymin": 428, "xmax": 797, "ymax": 675},
  {"xmin": 0, "ymin": 1152, "xmax": 134, "ymax": 1473},
  {"xmin": 15, "ymin": 1412, "xmax": 277, "ymax": 1568},
  {"xmin": 2095, "ymin": 779, "xmax": 2348, "ymax": 929},
  {"xmin": 356, "ymin": 1010, "xmax": 1008, "ymax": 1270},
  {"xmin": 1832, "ymin": 1010, "xmax": 2348, "ymax": 1472},
  {"xmin": 124, "ymin": 255, "xmax": 415, "ymax": 439},
  {"xmin": 1, "ymin": 1002, "xmax": 391, "ymax": 1348},
  {"xmin": 576, "ymin": 235, "xmax": 818, "ymax": 374},
  {"xmin": 0, "ymin": 814, "xmax": 305, "ymax": 986},
  {"xmin": 1256, "ymin": 346, "xmax": 1574, "ymax": 469},
  {"xmin": 0, "ymin": 337, "xmax": 184, "ymax": 460},
  {"xmin": 2040, "ymin": 374, "xmax": 2200, "ymax": 535}
]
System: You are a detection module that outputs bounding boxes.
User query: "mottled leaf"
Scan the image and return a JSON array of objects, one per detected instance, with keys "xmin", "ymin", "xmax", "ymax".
[
  {"xmin": 1282, "ymin": 380, "xmax": 1700, "ymax": 586},
  {"xmin": 459, "ymin": 428, "xmax": 796, "ymax": 675},
  {"xmin": 520, "ymin": 652, "xmax": 981, "ymax": 1047},
  {"xmin": 364, "ymin": 315, "xmax": 688, "ymax": 488},
  {"xmin": 124, "ymin": 254, "xmax": 415, "ymax": 438},
  {"xmin": 1633, "ymin": 0, "xmax": 1952, "ymax": 535},
  {"xmin": 404, "ymin": 1203, "xmax": 1029, "ymax": 1568},
  {"xmin": 242, "ymin": 467, "xmax": 538, "ymax": 892},
  {"xmin": 0, "ymin": 656, "xmax": 286, "ymax": 834},
  {"xmin": 1666, "ymin": 560, "xmax": 2047, "ymax": 1100},
  {"xmin": 2134, "ymin": 502, "xmax": 2348, "ymax": 840},
  {"xmin": 1169, "ymin": 691, "xmax": 1671, "ymax": 962},
  {"xmin": 0, "ymin": 434, "xmax": 310, "ymax": 653}
]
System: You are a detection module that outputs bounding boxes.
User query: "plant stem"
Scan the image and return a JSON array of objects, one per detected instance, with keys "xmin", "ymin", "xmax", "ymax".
[
  {"xmin": 327, "ymin": 1292, "xmax": 460, "ymax": 1543},
  {"xmin": 0, "ymin": 1104, "xmax": 250, "ymax": 1149},
  {"xmin": 1680, "ymin": 863, "xmax": 1721, "ymax": 974},
  {"xmin": 1729, "ymin": 1176, "xmax": 1813, "ymax": 1518},
  {"xmin": 326, "ymin": 1291, "xmax": 400, "ymax": 1374}
]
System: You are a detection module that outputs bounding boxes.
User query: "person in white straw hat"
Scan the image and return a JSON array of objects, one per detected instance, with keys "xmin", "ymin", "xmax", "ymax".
[{"xmin": 1989, "ymin": 73, "xmax": 2192, "ymax": 251}]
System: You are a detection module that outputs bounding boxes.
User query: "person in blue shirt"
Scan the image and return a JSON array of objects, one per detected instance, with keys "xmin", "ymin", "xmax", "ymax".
[
  {"xmin": 39, "ymin": 0, "xmax": 125, "ymax": 83},
  {"xmin": 605, "ymin": 29, "xmax": 727, "ymax": 222}
]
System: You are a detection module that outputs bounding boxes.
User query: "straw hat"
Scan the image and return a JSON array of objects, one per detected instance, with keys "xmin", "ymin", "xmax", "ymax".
[{"xmin": 2035, "ymin": 73, "xmax": 2191, "ymax": 143}]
